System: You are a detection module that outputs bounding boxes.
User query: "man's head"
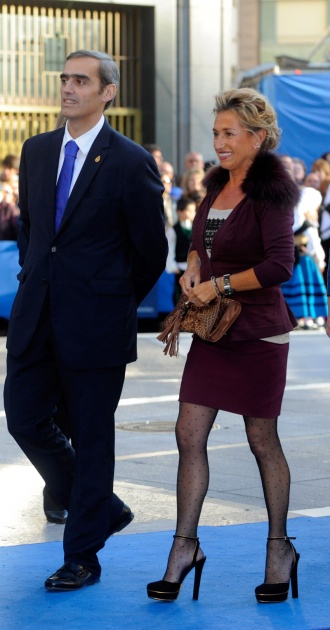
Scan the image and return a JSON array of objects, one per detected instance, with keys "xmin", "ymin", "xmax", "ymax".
[
  {"xmin": 143, "ymin": 144, "xmax": 163, "ymax": 170},
  {"xmin": 176, "ymin": 196, "xmax": 196, "ymax": 222},
  {"xmin": 184, "ymin": 151, "xmax": 204, "ymax": 172},
  {"xmin": 60, "ymin": 50, "xmax": 120, "ymax": 134},
  {"xmin": 161, "ymin": 161, "xmax": 174, "ymax": 181},
  {"xmin": 1, "ymin": 154, "xmax": 19, "ymax": 181}
]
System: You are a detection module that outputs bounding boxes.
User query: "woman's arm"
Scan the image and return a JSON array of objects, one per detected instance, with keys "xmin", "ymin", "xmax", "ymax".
[{"xmin": 184, "ymin": 268, "xmax": 262, "ymax": 305}]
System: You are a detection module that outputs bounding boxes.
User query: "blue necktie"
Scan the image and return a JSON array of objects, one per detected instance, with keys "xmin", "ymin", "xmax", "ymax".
[{"xmin": 55, "ymin": 140, "xmax": 79, "ymax": 232}]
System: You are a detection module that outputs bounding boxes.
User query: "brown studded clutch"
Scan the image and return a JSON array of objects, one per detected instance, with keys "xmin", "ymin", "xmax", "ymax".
[{"xmin": 157, "ymin": 292, "xmax": 241, "ymax": 356}]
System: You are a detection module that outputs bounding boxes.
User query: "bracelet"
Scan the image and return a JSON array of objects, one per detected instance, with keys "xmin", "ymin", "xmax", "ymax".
[{"xmin": 211, "ymin": 275, "xmax": 222, "ymax": 298}]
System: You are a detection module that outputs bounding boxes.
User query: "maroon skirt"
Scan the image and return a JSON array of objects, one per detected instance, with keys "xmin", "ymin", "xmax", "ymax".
[{"xmin": 179, "ymin": 335, "xmax": 289, "ymax": 417}]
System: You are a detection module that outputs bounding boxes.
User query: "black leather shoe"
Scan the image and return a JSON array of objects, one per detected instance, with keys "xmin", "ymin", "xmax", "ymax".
[
  {"xmin": 106, "ymin": 503, "xmax": 134, "ymax": 538},
  {"xmin": 45, "ymin": 562, "xmax": 100, "ymax": 591},
  {"xmin": 43, "ymin": 486, "xmax": 68, "ymax": 524}
]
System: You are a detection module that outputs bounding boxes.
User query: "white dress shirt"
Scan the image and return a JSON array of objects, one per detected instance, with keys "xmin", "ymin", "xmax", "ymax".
[{"xmin": 56, "ymin": 115, "xmax": 105, "ymax": 195}]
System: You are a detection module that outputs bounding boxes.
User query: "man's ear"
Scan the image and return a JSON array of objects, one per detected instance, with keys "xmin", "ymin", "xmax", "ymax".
[{"xmin": 103, "ymin": 84, "xmax": 117, "ymax": 103}]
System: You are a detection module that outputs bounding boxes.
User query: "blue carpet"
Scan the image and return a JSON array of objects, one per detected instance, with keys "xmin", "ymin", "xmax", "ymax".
[{"xmin": 0, "ymin": 517, "xmax": 329, "ymax": 630}]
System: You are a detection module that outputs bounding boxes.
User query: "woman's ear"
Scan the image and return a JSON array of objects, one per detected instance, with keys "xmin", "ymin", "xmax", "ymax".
[{"xmin": 255, "ymin": 128, "xmax": 267, "ymax": 148}]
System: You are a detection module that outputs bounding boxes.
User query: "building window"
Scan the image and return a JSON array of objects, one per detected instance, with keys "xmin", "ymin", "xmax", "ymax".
[{"xmin": 277, "ymin": 1, "xmax": 326, "ymax": 45}]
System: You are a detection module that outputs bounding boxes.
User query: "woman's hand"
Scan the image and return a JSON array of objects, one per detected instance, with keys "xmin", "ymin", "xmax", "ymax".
[
  {"xmin": 186, "ymin": 280, "xmax": 217, "ymax": 307},
  {"xmin": 179, "ymin": 251, "xmax": 201, "ymax": 295}
]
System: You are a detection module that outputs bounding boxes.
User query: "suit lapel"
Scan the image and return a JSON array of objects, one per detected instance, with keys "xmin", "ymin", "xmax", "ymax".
[{"xmin": 54, "ymin": 122, "xmax": 112, "ymax": 236}]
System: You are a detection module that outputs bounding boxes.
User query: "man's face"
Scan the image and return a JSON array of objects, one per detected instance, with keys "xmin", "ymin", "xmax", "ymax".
[
  {"xmin": 60, "ymin": 56, "xmax": 116, "ymax": 129},
  {"xmin": 185, "ymin": 152, "xmax": 204, "ymax": 170}
]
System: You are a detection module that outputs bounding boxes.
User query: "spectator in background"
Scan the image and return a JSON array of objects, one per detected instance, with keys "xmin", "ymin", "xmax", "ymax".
[
  {"xmin": 311, "ymin": 158, "xmax": 330, "ymax": 199},
  {"xmin": 312, "ymin": 160, "xmax": 330, "ymax": 283},
  {"xmin": 320, "ymin": 151, "xmax": 330, "ymax": 164},
  {"xmin": 292, "ymin": 158, "xmax": 306, "ymax": 186},
  {"xmin": 143, "ymin": 143, "xmax": 163, "ymax": 173},
  {"xmin": 180, "ymin": 152, "xmax": 205, "ymax": 194},
  {"xmin": 161, "ymin": 172, "xmax": 176, "ymax": 227},
  {"xmin": 0, "ymin": 182, "xmax": 19, "ymax": 240},
  {"xmin": 165, "ymin": 196, "xmax": 196, "ymax": 303},
  {"xmin": 183, "ymin": 151, "xmax": 204, "ymax": 172},
  {"xmin": 0, "ymin": 154, "xmax": 19, "ymax": 202},
  {"xmin": 161, "ymin": 161, "xmax": 175, "ymax": 183},
  {"xmin": 280, "ymin": 154, "xmax": 294, "ymax": 174},
  {"xmin": 304, "ymin": 171, "xmax": 321, "ymax": 190},
  {"xmin": 181, "ymin": 167, "xmax": 206, "ymax": 210},
  {"xmin": 300, "ymin": 182, "xmax": 326, "ymax": 281},
  {"xmin": 326, "ymin": 257, "xmax": 330, "ymax": 338},
  {"xmin": 281, "ymin": 172, "xmax": 328, "ymax": 329}
]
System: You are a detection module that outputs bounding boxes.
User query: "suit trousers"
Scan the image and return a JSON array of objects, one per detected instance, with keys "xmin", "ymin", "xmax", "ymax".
[{"xmin": 4, "ymin": 302, "xmax": 126, "ymax": 575}]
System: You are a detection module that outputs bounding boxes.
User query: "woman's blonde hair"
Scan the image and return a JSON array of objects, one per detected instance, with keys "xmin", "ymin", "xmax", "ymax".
[
  {"xmin": 181, "ymin": 167, "xmax": 206, "ymax": 196},
  {"xmin": 213, "ymin": 87, "xmax": 281, "ymax": 151}
]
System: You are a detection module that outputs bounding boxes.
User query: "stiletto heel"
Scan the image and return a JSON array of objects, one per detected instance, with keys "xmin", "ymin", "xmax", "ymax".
[
  {"xmin": 255, "ymin": 536, "xmax": 300, "ymax": 604},
  {"xmin": 147, "ymin": 535, "xmax": 206, "ymax": 601}
]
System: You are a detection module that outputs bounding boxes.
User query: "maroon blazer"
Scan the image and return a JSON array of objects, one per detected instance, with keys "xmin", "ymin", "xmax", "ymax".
[{"xmin": 191, "ymin": 152, "xmax": 300, "ymax": 341}]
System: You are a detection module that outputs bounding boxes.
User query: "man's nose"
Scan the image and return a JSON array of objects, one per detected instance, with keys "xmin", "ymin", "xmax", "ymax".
[{"xmin": 63, "ymin": 80, "xmax": 74, "ymax": 92}]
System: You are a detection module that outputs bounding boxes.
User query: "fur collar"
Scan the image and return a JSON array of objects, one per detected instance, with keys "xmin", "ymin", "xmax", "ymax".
[{"xmin": 203, "ymin": 151, "xmax": 300, "ymax": 210}]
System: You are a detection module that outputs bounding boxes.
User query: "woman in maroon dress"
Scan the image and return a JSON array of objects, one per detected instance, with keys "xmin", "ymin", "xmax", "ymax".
[{"xmin": 147, "ymin": 88, "xmax": 301, "ymax": 604}]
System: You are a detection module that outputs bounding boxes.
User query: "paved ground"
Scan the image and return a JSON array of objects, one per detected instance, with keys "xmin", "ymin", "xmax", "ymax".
[{"xmin": 0, "ymin": 328, "xmax": 329, "ymax": 547}]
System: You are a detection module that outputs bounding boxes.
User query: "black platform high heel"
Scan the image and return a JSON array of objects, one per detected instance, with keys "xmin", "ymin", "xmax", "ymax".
[
  {"xmin": 147, "ymin": 535, "xmax": 206, "ymax": 601},
  {"xmin": 255, "ymin": 536, "xmax": 300, "ymax": 604}
]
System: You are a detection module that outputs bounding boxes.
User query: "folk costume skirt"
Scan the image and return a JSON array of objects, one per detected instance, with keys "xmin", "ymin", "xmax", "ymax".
[
  {"xmin": 281, "ymin": 254, "xmax": 328, "ymax": 319},
  {"xmin": 179, "ymin": 335, "xmax": 289, "ymax": 418}
]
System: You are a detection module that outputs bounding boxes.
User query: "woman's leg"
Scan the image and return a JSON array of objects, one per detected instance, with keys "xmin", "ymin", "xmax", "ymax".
[
  {"xmin": 163, "ymin": 402, "xmax": 218, "ymax": 582},
  {"xmin": 244, "ymin": 415, "xmax": 294, "ymax": 583}
]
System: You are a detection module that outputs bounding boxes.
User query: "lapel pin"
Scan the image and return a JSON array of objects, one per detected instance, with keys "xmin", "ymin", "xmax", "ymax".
[{"xmin": 95, "ymin": 156, "xmax": 101, "ymax": 163}]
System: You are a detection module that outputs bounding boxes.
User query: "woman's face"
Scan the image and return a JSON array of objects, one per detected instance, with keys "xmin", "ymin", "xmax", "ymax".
[
  {"xmin": 187, "ymin": 173, "xmax": 203, "ymax": 192},
  {"xmin": 312, "ymin": 167, "xmax": 325, "ymax": 181},
  {"xmin": 304, "ymin": 172, "xmax": 321, "ymax": 189},
  {"xmin": 161, "ymin": 175, "xmax": 172, "ymax": 195},
  {"xmin": 213, "ymin": 110, "xmax": 261, "ymax": 174}
]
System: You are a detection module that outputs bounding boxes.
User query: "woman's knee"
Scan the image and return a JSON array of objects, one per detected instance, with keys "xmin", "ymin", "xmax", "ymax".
[{"xmin": 247, "ymin": 434, "xmax": 270, "ymax": 460}]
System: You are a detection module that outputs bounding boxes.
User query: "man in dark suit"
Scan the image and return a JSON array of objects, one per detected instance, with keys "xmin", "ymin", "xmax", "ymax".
[{"xmin": 4, "ymin": 50, "xmax": 167, "ymax": 591}]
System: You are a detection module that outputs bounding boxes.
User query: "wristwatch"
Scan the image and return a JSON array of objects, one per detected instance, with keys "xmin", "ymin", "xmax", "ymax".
[{"xmin": 223, "ymin": 274, "xmax": 234, "ymax": 296}]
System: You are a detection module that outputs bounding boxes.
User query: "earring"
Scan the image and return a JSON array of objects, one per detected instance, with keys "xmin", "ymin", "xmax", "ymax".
[{"xmin": 254, "ymin": 144, "xmax": 261, "ymax": 149}]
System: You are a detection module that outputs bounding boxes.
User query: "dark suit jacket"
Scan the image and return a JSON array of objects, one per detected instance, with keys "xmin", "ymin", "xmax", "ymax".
[
  {"xmin": 192, "ymin": 152, "xmax": 300, "ymax": 341},
  {"xmin": 7, "ymin": 120, "xmax": 168, "ymax": 368}
]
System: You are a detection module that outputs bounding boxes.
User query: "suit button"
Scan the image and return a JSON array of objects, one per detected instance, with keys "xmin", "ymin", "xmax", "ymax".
[{"xmin": 51, "ymin": 246, "xmax": 57, "ymax": 253}]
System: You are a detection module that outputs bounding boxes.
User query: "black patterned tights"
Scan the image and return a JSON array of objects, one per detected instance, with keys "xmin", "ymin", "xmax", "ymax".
[{"xmin": 162, "ymin": 403, "xmax": 293, "ymax": 584}]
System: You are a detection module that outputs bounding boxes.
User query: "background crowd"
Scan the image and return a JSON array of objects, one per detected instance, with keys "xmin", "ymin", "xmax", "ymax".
[{"xmin": 1, "ymin": 143, "xmax": 329, "ymax": 328}]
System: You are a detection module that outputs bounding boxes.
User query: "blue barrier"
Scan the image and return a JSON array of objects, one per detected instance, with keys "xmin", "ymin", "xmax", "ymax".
[
  {"xmin": 137, "ymin": 271, "xmax": 175, "ymax": 318},
  {"xmin": 0, "ymin": 240, "xmax": 19, "ymax": 320}
]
